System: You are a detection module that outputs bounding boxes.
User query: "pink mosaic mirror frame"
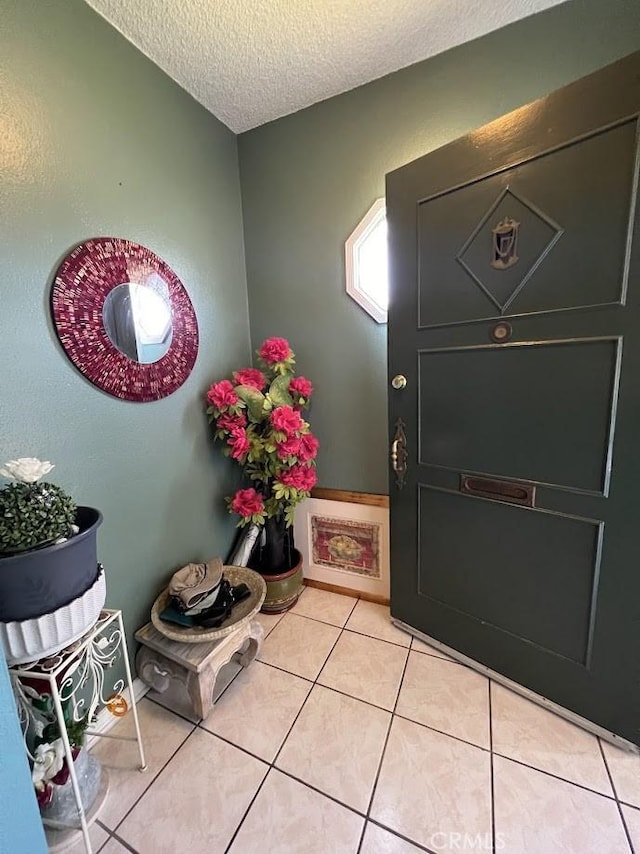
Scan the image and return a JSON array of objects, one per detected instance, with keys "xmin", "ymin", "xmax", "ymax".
[{"xmin": 51, "ymin": 238, "xmax": 198, "ymax": 402}]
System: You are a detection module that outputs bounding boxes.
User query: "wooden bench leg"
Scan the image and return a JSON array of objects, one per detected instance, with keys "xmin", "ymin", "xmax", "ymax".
[
  {"xmin": 186, "ymin": 668, "xmax": 217, "ymax": 720},
  {"xmin": 238, "ymin": 621, "xmax": 264, "ymax": 668}
]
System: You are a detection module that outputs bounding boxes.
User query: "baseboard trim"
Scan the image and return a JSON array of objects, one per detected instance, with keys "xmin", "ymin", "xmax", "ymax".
[
  {"xmin": 85, "ymin": 677, "xmax": 149, "ymax": 750},
  {"xmin": 303, "ymin": 578, "xmax": 390, "ymax": 606}
]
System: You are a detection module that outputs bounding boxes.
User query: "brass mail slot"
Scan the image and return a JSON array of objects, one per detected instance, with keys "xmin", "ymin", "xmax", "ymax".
[{"xmin": 460, "ymin": 474, "xmax": 536, "ymax": 507}]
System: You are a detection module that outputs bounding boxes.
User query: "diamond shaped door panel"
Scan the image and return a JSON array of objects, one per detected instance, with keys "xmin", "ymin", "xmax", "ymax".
[
  {"xmin": 417, "ymin": 119, "xmax": 638, "ymax": 328},
  {"xmin": 418, "ymin": 338, "xmax": 620, "ymax": 494}
]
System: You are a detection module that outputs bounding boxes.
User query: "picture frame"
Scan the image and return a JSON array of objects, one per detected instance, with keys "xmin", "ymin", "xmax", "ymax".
[{"xmin": 294, "ymin": 491, "xmax": 390, "ymax": 599}]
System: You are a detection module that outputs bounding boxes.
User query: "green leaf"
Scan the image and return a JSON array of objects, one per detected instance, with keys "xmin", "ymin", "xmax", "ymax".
[
  {"xmin": 236, "ymin": 385, "xmax": 267, "ymax": 422},
  {"xmin": 267, "ymin": 374, "xmax": 293, "ymax": 408}
]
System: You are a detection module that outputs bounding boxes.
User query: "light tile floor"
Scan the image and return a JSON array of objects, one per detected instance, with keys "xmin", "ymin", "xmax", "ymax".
[{"xmin": 87, "ymin": 588, "xmax": 640, "ymax": 854}]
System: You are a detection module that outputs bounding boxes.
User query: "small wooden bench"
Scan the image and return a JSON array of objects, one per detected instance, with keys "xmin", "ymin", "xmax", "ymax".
[{"xmin": 135, "ymin": 619, "xmax": 263, "ymax": 719}]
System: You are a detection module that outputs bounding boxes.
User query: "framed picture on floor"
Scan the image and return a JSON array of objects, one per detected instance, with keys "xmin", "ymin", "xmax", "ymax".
[{"xmin": 294, "ymin": 491, "xmax": 390, "ymax": 599}]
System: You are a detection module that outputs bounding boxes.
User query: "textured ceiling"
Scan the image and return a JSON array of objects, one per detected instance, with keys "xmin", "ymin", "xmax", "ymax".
[{"xmin": 85, "ymin": 0, "xmax": 567, "ymax": 133}]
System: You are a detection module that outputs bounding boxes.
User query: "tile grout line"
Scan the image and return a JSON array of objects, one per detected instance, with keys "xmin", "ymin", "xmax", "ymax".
[
  {"xmin": 216, "ymin": 602, "xmax": 504, "ymax": 853},
  {"xmin": 107, "ymin": 828, "xmax": 139, "ymax": 853},
  {"xmin": 145, "ymin": 692, "xmax": 202, "ymax": 726},
  {"xmin": 290, "ymin": 605, "xmax": 415, "ymax": 651},
  {"xmin": 270, "ymin": 596, "xmax": 358, "ymax": 767},
  {"xmin": 356, "ymin": 639, "xmax": 415, "ymax": 854},
  {"xmin": 258, "ymin": 652, "xmax": 484, "ymax": 743},
  {"xmin": 493, "ymin": 749, "xmax": 624, "ymax": 803},
  {"xmin": 94, "ymin": 824, "xmax": 113, "ymax": 854},
  {"xmin": 393, "ymin": 711, "xmax": 491, "ymax": 754},
  {"xmin": 185, "ymin": 603, "xmax": 624, "ymax": 842},
  {"xmin": 222, "ymin": 595, "xmax": 360, "ymax": 853},
  {"xmin": 488, "ymin": 679, "xmax": 496, "ymax": 854},
  {"xmin": 365, "ymin": 818, "xmax": 438, "ymax": 854},
  {"xmin": 598, "ymin": 737, "xmax": 636, "ymax": 854},
  {"xmin": 294, "ymin": 603, "xmax": 475, "ymax": 673},
  {"xmin": 199, "ymin": 666, "xmax": 497, "ymax": 776},
  {"xmin": 100, "ymin": 594, "xmax": 639, "ymax": 854},
  {"xmin": 93, "ymin": 599, "xmax": 428, "ymax": 852},
  {"xmin": 106, "ymin": 704, "xmax": 199, "ymax": 838}
]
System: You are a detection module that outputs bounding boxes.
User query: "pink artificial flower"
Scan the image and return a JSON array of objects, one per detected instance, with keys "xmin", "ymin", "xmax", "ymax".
[
  {"xmin": 259, "ymin": 337, "xmax": 292, "ymax": 365},
  {"xmin": 207, "ymin": 380, "xmax": 238, "ymax": 410},
  {"xmin": 233, "ymin": 368, "xmax": 266, "ymax": 391},
  {"xmin": 217, "ymin": 411, "xmax": 247, "ymax": 432},
  {"xmin": 227, "ymin": 426, "xmax": 251, "ymax": 460},
  {"xmin": 290, "ymin": 376, "xmax": 313, "ymax": 398},
  {"xmin": 278, "ymin": 465, "xmax": 317, "ymax": 492},
  {"xmin": 270, "ymin": 405, "xmax": 303, "ymax": 437},
  {"xmin": 276, "ymin": 436, "xmax": 302, "ymax": 460},
  {"xmin": 297, "ymin": 432, "xmax": 319, "ymax": 462},
  {"xmin": 231, "ymin": 488, "xmax": 264, "ymax": 518}
]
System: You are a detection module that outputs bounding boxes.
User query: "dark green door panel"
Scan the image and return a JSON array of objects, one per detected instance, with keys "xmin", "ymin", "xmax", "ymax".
[
  {"xmin": 387, "ymin": 52, "xmax": 640, "ymax": 746},
  {"xmin": 418, "ymin": 338, "xmax": 621, "ymax": 494},
  {"xmin": 418, "ymin": 487, "xmax": 602, "ymax": 665},
  {"xmin": 417, "ymin": 119, "xmax": 637, "ymax": 327}
]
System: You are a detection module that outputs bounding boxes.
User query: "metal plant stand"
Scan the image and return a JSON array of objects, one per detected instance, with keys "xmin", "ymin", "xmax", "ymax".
[{"xmin": 9, "ymin": 610, "xmax": 146, "ymax": 854}]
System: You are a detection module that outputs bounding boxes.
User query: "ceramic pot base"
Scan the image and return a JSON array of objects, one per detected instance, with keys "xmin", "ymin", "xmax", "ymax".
[{"xmin": 260, "ymin": 551, "xmax": 303, "ymax": 613}]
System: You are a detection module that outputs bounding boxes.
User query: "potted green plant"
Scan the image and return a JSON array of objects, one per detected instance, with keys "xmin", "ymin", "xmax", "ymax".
[
  {"xmin": 0, "ymin": 458, "xmax": 104, "ymax": 662},
  {"xmin": 206, "ymin": 337, "xmax": 318, "ymax": 612}
]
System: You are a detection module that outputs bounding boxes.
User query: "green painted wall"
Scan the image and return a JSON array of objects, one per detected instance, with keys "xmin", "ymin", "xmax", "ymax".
[
  {"xmin": 238, "ymin": 0, "xmax": 640, "ymax": 496},
  {"xmin": 1, "ymin": 0, "xmax": 251, "ymax": 656}
]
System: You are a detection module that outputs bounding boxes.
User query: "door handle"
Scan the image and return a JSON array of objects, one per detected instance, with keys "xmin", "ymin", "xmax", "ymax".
[{"xmin": 391, "ymin": 417, "xmax": 408, "ymax": 489}]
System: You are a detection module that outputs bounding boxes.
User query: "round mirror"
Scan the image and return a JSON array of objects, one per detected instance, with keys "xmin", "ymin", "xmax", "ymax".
[
  {"xmin": 102, "ymin": 283, "xmax": 173, "ymax": 364},
  {"xmin": 51, "ymin": 238, "xmax": 199, "ymax": 402}
]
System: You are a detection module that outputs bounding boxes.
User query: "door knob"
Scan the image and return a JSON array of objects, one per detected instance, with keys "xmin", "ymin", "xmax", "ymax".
[{"xmin": 391, "ymin": 374, "xmax": 407, "ymax": 390}]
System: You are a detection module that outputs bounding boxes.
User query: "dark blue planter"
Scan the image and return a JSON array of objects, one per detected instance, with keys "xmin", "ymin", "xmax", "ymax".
[{"xmin": 0, "ymin": 507, "xmax": 102, "ymax": 622}]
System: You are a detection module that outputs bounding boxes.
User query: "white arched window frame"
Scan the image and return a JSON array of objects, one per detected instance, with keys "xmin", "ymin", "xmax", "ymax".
[{"xmin": 345, "ymin": 198, "xmax": 388, "ymax": 324}]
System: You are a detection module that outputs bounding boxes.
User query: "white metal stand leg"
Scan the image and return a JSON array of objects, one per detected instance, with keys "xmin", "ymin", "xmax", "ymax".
[
  {"xmin": 117, "ymin": 611, "xmax": 147, "ymax": 772},
  {"xmin": 50, "ymin": 677, "xmax": 92, "ymax": 853}
]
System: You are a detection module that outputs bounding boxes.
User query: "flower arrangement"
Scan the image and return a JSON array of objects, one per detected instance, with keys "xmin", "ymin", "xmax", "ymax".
[
  {"xmin": 206, "ymin": 337, "xmax": 318, "ymax": 532},
  {"xmin": 0, "ymin": 458, "xmax": 76, "ymax": 555},
  {"xmin": 20, "ymin": 678, "xmax": 91, "ymax": 808}
]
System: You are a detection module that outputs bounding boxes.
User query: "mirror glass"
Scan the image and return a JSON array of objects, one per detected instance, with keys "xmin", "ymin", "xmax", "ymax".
[{"xmin": 102, "ymin": 283, "xmax": 173, "ymax": 364}]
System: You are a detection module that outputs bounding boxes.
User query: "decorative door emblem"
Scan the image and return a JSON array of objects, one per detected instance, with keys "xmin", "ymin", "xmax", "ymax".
[
  {"xmin": 456, "ymin": 187, "xmax": 564, "ymax": 314},
  {"xmin": 491, "ymin": 217, "xmax": 520, "ymax": 270}
]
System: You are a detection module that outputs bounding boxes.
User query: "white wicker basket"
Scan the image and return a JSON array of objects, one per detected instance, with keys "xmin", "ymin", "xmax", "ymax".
[{"xmin": 0, "ymin": 568, "xmax": 106, "ymax": 665}]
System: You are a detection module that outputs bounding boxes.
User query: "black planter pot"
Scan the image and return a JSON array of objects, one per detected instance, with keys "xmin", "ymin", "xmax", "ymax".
[
  {"xmin": 0, "ymin": 507, "xmax": 102, "ymax": 622},
  {"xmin": 249, "ymin": 516, "xmax": 296, "ymax": 575}
]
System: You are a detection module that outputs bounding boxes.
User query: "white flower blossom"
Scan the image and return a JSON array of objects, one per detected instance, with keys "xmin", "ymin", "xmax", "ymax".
[
  {"xmin": 32, "ymin": 738, "xmax": 65, "ymax": 786},
  {"xmin": 0, "ymin": 458, "xmax": 54, "ymax": 484}
]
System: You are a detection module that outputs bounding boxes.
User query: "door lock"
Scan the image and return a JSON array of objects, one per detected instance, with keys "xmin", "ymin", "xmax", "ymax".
[
  {"xmin": 391, "ymin": 417, "xmax": 408, "ymax": 489},
  {"xmin": 391, "ymin": 374, "xmax": 407, "ymax": 390}
]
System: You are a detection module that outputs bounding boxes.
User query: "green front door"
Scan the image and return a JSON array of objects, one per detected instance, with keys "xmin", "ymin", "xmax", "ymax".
[{"xmin": 386, "ymin": 52, "xmax": 640, "ymax": 747}]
